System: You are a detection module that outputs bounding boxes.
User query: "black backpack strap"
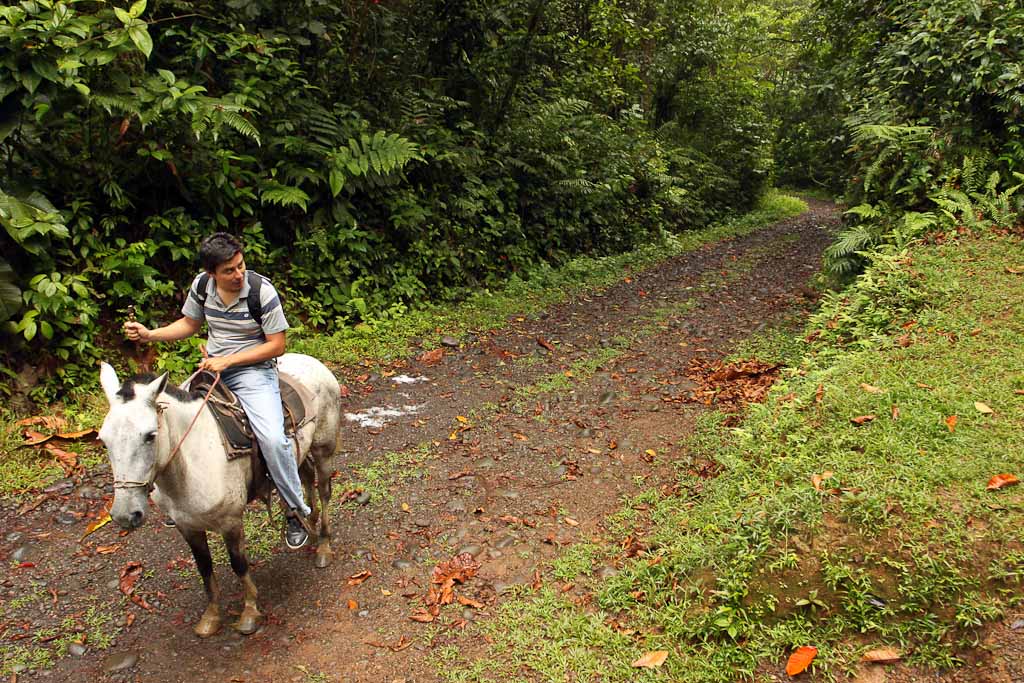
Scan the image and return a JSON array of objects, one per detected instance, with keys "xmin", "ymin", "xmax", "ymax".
[
  {"xmin": 246, "ymin": 270, "xmax": 264, "ymax": 328},
  {"xmin": 194, "ymin": 273, "xmax": 211, "ymax": 306}
]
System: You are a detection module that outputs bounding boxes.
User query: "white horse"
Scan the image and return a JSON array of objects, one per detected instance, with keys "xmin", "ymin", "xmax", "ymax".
[{"xmin": 98, "ymin": 354, "xmax": 341, "ymax": 637}]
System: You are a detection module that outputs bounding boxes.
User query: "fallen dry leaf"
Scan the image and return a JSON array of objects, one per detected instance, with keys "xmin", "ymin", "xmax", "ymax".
[
  {"xmin": 974, "ymin": 401, "xmax": 994, "ymax": 414},
  {"xmin": 347, "ymin": 599, "xmax": 358, "ymax": 610},
  {"xmin": 18, "ymin": 495, "xmax": 47, "ymax": 515},
  {"xmin": 43, "ymin": 444, "xmax": 80, "ymax": 476},
  {"xmin": 80, "ymin": 512, "xmax": 112, "ymax": 542},
  {"xmin": 347, "ymin": 570, "xmax": 372, "ymax": 586},
  {"xmin": 1005, "ymin": 266, "xmax": 1024, "ymax": 275},
  {"xmin": 409, "ymin": 609, "xmax": 435, "ymax": 623},
  {"xmin": 456, "ymin": 594, "xmax": 485, "ymax": 609},
  {"xmin": 861, "ymin": 646, "xmax": 902, "ymax": 663},
  {"xmin": 860, "ymin": 383, "xmax": 884, "ymax": 394},
  {"xmin": 17, "ymin": 415, "xmax": 69, "ymax": 431},
  {"xmin": 55, "ymin": 428, "xmax": 99, "ymax": 441},
  {"xmin": 850, "ymin": 415, "xmax": 876, "ymax": 426},
  {"xmin": 987, "ymin": 473, "xmax": 1019, "ymax": 491},
  {"xmin": 366, "ymin": 635, "xmax": 412, "ymax": 652},
  {"xmin": 427, "ymin": 553, "xmax": 481, "ymax": 607},
  {"xmin": 22, "ymin": 429, "xmax": 52, "ymax": 446},
  {"xmin": 786, "ymin": 645, "xmax": 818, "ymax": 676},
  {"xmin": 811, "ymin": 471, "xmax": 835, "ymax": 492},
  {"xmin": 631, "ymin": 650, "xmax": 668, "ymax": 669},
  {"xmin": 118, "ymin": 561, "xmax": 143, "ymax": 597},
  {"xmin": 945, "ymin": 415, "xmax": 958, "ymax": 432},
  {"xmin": 95, "ymin": 544, "xmax": 121, "ymax": 554},
  {"xmin": 417, "ymin": 348, "xmax": 444, "ymax": 364},
  {"xmin": 537, "ymin": 337, "xmax": 556, "ymax": 352},
  {"xmin": 891, "ymin": 405, "xmax": 900, "ymax": 420}
]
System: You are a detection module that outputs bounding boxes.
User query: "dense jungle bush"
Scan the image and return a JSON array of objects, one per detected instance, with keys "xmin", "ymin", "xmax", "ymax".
[
  {"xmin": 773, "ymin": 0, "xmax": 1024, "ymax": 274},
  {"xmin": 1, "ymin": 0, "xmax": 776, "ymax": 400}
]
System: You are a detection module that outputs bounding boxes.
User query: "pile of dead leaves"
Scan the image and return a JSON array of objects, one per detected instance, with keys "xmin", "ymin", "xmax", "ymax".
[
  {"xmin": 409, "ymin": 552, "xmax": 482, "ymax": 623},
  {"xmin": 685, "ymin": 358, "xmax": 781, "ymax": 418},
  {"xmin": 16, "ymin": 415, "xmax": 98, "ymax": 477}
]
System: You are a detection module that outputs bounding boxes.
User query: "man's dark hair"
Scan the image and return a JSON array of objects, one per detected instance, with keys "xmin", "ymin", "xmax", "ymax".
[{"xmin": 198, "ymin": 232, "xmax": 243, "ymax": 273}]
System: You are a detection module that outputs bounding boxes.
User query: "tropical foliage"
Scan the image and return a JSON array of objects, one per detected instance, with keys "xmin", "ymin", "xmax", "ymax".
[
  {"xmin": 773, "ymin": 0, "xmax": 1024, "ymax": 274},
  {"xmin": 1, "ymin": 0, "xmax": 778, "ymax": 397}
]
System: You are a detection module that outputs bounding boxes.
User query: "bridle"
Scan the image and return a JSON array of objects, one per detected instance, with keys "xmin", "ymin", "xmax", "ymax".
[{"xmin": 112, "ymin": 370, "xmax": 221, "ymax": 493}]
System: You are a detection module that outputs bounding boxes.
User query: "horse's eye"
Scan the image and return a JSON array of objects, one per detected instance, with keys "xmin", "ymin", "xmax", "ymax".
[{"xmin": 144, "ymin": 432, "xmax": 157, "ymax": 443}]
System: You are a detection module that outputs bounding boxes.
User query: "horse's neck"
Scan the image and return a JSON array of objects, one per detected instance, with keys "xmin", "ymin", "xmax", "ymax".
[{"xmin": 155, "ymin": 394, "xmax": 229, "ymax": 494}]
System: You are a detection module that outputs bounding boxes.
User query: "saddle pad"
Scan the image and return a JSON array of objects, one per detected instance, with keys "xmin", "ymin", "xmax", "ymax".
[{"xmin": 188, "ymin": 371, "xmax": 311, "ymax": 461}]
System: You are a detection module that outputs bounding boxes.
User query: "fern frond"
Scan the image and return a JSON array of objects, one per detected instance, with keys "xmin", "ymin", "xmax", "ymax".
[
  {"xmin": 260, "ymin": 183, "xmax": 310, "ymax": 211},
  {"xmin": 554, "ymin": 178, "xmax": 599, "ymax": 195},
  {"xmin": 851, "ymin": 124, "xmax": 933, "ymax": 144},
  {"xmin": 215, "ymin": 109, "xmax": 261, "ymax": 143},
  {"xmin": 825, "ymin": 223, "xmax": 876, "ymax": 261},
  {"xmin": 844, "ymin": 203, "xmax": 884, "ymax": 220},
  {"xmin": 91, "ymin": 93, "xmax": 142, "ymax": 116}
]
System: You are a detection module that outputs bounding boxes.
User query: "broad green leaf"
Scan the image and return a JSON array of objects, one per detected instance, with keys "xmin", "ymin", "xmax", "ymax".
[
  {"xmin": 113, "ymin": 7, "xmax": 133, "ymax": 25},
  {"xmin": 21, "ymin": 70, "xmax": 42, "ymax": 94},
  {"xmin": 0, "ymin": 260, "xmax": 21, "ymax": 323},
  {"xmin": 128, "ymin": 25, "xmax": 152, "ymax": 57},
  {"xmin": 130, "ymin": 0, "xmax": 147, "ymax": 18},
  {"xmin": 329, "ymin": 168, "xmax": 344, "ymax": 197}
]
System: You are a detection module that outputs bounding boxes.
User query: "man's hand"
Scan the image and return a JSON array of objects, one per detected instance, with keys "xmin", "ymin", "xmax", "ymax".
[
  {"xmin": 199, "ymin": 355, "xmax": 234, "ymax": 373},
  {"xmin": 124, "ymin": 321, "xmax": 151, "ymax": 342}
]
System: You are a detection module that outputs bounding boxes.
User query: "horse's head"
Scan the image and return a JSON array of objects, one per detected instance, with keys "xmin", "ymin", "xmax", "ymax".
[{"xmin": 98, "ymin": 363, "xmax": 168, "ymax": 530}]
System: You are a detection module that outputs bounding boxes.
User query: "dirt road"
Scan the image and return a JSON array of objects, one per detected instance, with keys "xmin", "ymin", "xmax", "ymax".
[{"xmin": 0, "ymin": 200, "xmax": 840, "ymax": 682}]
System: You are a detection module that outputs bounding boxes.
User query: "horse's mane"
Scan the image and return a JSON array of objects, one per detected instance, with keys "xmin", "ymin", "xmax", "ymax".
[{"xmin": 117, "ymin": 374, "xmax": 200, "ymax": 403}]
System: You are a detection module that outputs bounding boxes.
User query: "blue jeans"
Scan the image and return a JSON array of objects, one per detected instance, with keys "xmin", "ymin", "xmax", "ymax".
[{"xmin": 220, "ymin": 364, "xmax": 310, "ymax": 517}]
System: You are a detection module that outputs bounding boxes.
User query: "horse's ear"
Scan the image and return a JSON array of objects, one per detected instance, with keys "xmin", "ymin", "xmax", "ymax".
[
  {"xmin": 139, "ymin": 372, "xmax": 169, "ymax": 406},
  {"xmin": 100, "ymin": 363, "xmax": 120, "ymax": 405}
]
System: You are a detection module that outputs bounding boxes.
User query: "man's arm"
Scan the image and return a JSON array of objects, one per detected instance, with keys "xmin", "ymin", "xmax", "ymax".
[
  {"xmin": 124, "ymin": 316, "xmax": 202, "ymax": 343},
  {"xmin": 198, "ymin": 331, "xmax": 286, "ymax": 373}
]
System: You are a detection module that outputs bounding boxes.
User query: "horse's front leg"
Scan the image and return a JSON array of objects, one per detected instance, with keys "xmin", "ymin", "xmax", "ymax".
[
  {"xmin": 223, "ymin": 526, "xmax": 261, "ymax": 634},
  {"xmin": 181, "ymin": 528, "xmax": 221, "ymax": 637}
]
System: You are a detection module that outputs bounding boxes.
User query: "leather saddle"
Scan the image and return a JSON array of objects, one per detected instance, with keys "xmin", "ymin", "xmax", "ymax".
[{"xmin": 187, "ymin": 370, "xmax": 311, "ymax": 463}]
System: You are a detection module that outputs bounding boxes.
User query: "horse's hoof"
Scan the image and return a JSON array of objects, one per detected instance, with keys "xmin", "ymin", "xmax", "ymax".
[
  {"xmin": 314, "ymin": 548, "xmax": 333, "ymax": 569},
  {"xmin": 233, "ymin": 613, "xmax": 261, "ymax": 635},
  {"xmin": 193, "ymin": 616, "xmax": 221, "ymax": 638}
]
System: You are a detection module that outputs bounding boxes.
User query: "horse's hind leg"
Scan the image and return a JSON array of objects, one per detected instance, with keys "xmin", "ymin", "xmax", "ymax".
[
  {"xmin": 300, "ymin": 459, "xmax": 318, "ymax": 531},
  {"xmin": 223, "ymin": 526, "xmax": 261, "ymax": 635},
  {"xmin": 182, "ymin": 528, "xmax": 221, "ymax": 637},
  {"xmin": 312, "ymin": 447, "xmax": 334, "ymax": 569}
]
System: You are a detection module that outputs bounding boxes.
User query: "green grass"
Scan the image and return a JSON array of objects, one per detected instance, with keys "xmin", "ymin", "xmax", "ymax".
[
  {"xmin": 339, "ymin": 443, "xmax": 432, "ymax": 508},
  {"xmin": 441, "ymin": 233, "xmax": 1024, "ymax": 680},
  {"xmin": 1, "ymin": 600, "xmax": 120, "ymax": 677},
  {"xmin": 551, "ymin": 542, "xmax": 604, "ymax": 582}
]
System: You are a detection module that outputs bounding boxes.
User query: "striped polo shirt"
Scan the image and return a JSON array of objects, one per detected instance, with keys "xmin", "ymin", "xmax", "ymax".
[{"xmin": 181, "ymin": 271, "xmax": 289, "ymax": 361}]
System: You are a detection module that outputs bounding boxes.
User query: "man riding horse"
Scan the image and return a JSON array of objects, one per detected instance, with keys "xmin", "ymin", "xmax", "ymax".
[{"xmin": 123, "ymin": 232, "xmax": 311, "ymax": 549}]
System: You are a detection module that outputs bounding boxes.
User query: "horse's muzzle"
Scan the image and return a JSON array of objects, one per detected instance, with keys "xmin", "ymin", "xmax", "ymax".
[
  {"xmin": 112, "ymin": 491, "xmax": 148, "ymax": 530},
  {"xmin": 112, "ymin": 509, "xmax": 145, "ymax": 530}
]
